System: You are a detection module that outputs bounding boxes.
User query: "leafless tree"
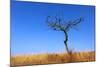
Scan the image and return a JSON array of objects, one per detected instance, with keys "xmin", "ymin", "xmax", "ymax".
[{"xmin": 46, "ymin": 15, "xmax": 83, "ymax": 53}]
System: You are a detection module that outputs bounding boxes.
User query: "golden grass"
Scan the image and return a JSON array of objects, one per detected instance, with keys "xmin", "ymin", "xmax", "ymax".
[{"xmin": 11, "ymin": 51, "xmax": 95, "ymax": 67}]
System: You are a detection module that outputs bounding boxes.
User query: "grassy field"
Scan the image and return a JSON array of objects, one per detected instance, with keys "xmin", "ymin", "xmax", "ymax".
[{"xmin": 11, "ymin": 51, "xmax": 95, "ymax": 67}]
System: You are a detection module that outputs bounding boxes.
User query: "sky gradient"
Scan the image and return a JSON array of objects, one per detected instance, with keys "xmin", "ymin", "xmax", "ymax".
[{"xmin": 11, "ymin": 1, "xmax": 95, "ymax": 55}]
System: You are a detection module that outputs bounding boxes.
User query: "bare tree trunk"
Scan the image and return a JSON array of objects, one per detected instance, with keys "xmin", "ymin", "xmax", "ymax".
[{"xmin": 63, "ymin": 30, "xmax": 69, "ymax": 53}]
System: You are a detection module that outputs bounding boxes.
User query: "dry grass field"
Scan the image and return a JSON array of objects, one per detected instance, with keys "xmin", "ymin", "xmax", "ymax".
[{"xmin": 11, "ymin": 51, "xmax": 95, "ymax": 67}]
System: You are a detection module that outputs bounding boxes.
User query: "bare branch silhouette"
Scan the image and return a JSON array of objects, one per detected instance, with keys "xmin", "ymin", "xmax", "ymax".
[{"xmin": 46, "ymin": 15, "xmax": 83, "ymax": 53}]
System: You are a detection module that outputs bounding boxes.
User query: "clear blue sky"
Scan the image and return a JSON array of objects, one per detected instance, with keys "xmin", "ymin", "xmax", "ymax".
[{"xmin": 11, "ymin": 1, "xmax": 95, "ymax": 55}]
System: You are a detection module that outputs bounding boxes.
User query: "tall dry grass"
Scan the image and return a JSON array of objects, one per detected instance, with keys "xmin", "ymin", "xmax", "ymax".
[{"xmin": 11, "ymin": 51, "xmax": 95, "ymax": 67}]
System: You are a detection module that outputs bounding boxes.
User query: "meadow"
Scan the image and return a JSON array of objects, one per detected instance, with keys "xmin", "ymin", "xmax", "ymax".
[{"xmin": 11, "ymin": 51, "xmax": 95, "ymax": 67}]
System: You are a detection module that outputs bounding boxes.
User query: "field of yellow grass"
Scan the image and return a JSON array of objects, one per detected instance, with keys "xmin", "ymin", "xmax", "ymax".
[{"xmin": 11, "ymin": 51, "xmax": 95, "ymax": 67}]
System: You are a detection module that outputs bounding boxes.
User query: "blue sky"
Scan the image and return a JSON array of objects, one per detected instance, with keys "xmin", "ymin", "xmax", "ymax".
[{"xmin": 11, "ymin": 1, "xmax": 95, "ymax": 55}]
